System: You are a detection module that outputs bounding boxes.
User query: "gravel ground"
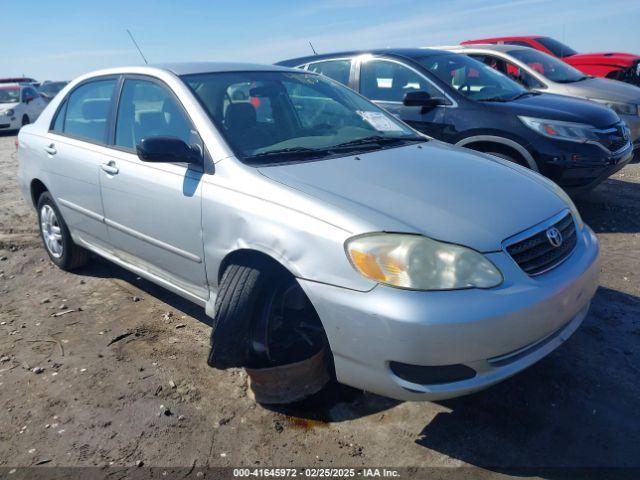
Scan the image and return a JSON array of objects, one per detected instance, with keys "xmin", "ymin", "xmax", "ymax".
[{"xmin": 1, "ymin": 130, "xmax": 639, "ymax": 479}]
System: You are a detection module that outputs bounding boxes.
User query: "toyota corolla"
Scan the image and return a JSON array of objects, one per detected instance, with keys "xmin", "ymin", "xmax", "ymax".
[{"xmin": 17, "ymin": 63, "xmax": 600, "ymax": 401}]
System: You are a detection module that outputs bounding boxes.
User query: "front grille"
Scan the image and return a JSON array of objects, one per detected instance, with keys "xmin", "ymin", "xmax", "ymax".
[
  {"xmin": 506, "ymin": 212, "xmax": 577, "ymax": 276},
  {"xmin": 0, "ymin": 123, "xmax": 10, "ymax": 129},
  {"xmin": 595, "ymin": 122, "xmax": 630, "ymax": 153}
]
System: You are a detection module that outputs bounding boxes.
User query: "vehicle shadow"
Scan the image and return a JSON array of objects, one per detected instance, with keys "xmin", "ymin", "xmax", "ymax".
[
  {"xmin": 415, "ymin": 286, "xmax": 640, "ymax": 478},
  {"xmin": 74, "ymin": 255, "xmax": 212, "ymax": 326},
  {"xmin": 575, "ymin": 178, "xmax": 640, "ymax": 234}
]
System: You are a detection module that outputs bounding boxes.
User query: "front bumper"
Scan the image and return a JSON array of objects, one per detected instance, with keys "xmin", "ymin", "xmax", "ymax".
[
  {"xmin": 0, "ymin": 113, "xmax": 20, "ymax": 131},
  {"xmin": 299, "ymin": 226, "xmax": 600, "ymax": 401},
  {"xmin": 536, "ymin": 138, "xmax": 633, "ymax": 192}
]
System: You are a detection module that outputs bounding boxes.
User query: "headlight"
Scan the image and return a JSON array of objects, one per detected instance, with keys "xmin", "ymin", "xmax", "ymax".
[
  {"xmin": 2, "ymin": 109, "xmax": 14, "ymax": 116},
  {"xmin": 587, "ymin": 98, "xmax": 639, "ymax": 117},
  {"xmin": 345, "ymin": 233, "xmax": 503, "ymax": 290},
  {"xmin": 519, "ymin": 116, "xmax": 599, "ymax": 143}
]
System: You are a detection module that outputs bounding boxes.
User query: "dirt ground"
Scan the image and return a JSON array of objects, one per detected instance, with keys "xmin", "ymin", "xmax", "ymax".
[{"xmin": 1, "ymin": 130, "xmax": 639, "ymax": 479}]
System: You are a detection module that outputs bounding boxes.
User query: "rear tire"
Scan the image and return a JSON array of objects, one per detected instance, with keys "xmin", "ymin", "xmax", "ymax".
[{"xmin": 37, "ymin": 192, "xmax": 89, "ymax": 271}]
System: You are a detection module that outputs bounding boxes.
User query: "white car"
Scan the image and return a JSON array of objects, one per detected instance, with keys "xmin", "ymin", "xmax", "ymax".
[{"xmin": 0, "ymin": 83, "xmax": 47, "ymax": 132}]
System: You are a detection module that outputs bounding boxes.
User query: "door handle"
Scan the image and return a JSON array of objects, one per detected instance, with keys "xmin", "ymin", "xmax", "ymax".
[
  {"xmin": 100, "ymin": 161, "xmax": 119, "ymax": 175},
  {"xmin": 44, "ymin": 144, "xmax": 57, "ymax": 155}
]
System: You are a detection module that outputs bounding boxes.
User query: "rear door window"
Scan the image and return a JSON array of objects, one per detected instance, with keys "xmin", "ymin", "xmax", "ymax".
[
  {"xmin": 306, "ymin": 59, "xmax": 352, "ymax": 86},
  {"xmin": 62, "ymin": 79, "xmax": 117, "ymax": 143}
]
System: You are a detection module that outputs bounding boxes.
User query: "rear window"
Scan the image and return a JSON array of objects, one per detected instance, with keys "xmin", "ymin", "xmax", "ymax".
[
  {"xmin": 307, "ymin": 59, "xmax": 351, "ymax": 86},
  {"xmin": 57, "ymin": 79, "xmax": 117, "ymax": 143}
]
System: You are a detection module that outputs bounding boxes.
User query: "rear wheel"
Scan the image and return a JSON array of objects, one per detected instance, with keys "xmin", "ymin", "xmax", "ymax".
[{"xmin": 37, "ymin": 192, "xmax": 89, "ymax": 271}]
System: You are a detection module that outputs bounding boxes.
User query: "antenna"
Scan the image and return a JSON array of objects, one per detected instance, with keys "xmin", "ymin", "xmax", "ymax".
[
  {"xmin": 309, "ymin": 41, "xmax": 318, "ymax": 55},
  {"xmin": 126, "ymin": 29, "xmax": 148, "ymax": 65}
]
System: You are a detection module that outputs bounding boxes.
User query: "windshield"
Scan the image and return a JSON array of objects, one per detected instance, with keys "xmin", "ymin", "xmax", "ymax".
[
  {"xmin": 537, "ymin": 37, "xmax": 577, "ymax": 58},
  {"xmin": 182, "ymin": 71, "xmax": 423, "ymax": 164},
  {"xmin": 415, "ymin": 54, "xmax": 528, "ymax": 102},
  {"xmin": 0, "ymin": 87, "xmax": 20, "ymax": 104},
  {"xmin": 508, "ymin": 48, "xmax": 587, "ymax": 83}
]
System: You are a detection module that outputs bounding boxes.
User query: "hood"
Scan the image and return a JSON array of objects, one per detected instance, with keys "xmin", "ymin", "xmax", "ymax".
[
  {"xmin": 565, "ymin": 52, "xmax": 640, "ymax": 68},
  {"xmin": 0, "ymin": 102, "xmax": 19, "ymax": 113},
  {"xmin": 258, "ymin": 141, "xmax": 568, "ymax": 252},
  {"xmin": 559, "ymin": 76, "xmax": 640, "ymax": 104},
  {"xmin": 484, "ymin": 92, "xmax": 620, "ymax": 127}
]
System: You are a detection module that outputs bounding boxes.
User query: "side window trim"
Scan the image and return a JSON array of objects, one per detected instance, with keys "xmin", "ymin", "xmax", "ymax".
[
  {"xmin": 47, "ymin": 74, "xmax": 121, "ymax": 147},
  {"xmin": 356, "ymin": 56, "xmax": 457, "ymax": 108}
]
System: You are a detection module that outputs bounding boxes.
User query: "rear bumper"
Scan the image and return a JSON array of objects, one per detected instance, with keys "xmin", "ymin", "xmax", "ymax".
[{"xmin": 300, "ymin": 226, "xmax": 600, "ymax": 401}]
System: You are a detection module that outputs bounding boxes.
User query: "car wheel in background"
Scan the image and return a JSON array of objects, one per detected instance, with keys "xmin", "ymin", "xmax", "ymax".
[
  {"xmin": 37, "ymin": 192, "xmax": 89, "ymax": 271},
  {"xmin": 21, "ymin": 115, "xmax": 30, "ymax": 126}
]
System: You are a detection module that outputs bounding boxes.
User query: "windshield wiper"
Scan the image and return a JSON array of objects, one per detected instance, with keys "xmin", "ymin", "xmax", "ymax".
[
  {"xmin": 243, "ymin": 146, "xmax": 330, "ymax": 164},
  {"xmin": 330, "ymin": 135, "xmax": 425, "ymax": 151},
  {"xmin": 479, "ymin": 97, "xmax": 511, "ymax": 102},
  {"xmin": 508, "ymin": 91, "xmax": 539, "ymax": 101},
  {"xmin": 556, "ymin": 76, "xmax": 590, "ymax": 84}
]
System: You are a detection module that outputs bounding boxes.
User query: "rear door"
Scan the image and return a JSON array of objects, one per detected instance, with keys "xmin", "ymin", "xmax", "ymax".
[
  {"xmin": 356, "ymin": 57, "xmax": 450, "ymax": 139},
  {"xmin": 40, "ymin": 77, "xmax": 118, "ymax": 247},
  {"xmin": 99, "ymin": 75, "xmax": 208, "ymax": 302}
]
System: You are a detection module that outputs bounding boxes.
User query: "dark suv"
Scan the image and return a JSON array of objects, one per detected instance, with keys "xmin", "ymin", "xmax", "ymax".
[{"xmin": 278, "ymin": 49, "xmax": 633, "ymax": 192}]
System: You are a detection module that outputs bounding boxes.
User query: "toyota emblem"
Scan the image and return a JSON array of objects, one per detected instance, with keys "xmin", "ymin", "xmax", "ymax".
[{"xmin": 546, "ymin": 227, "xmax": 563, "ymax": 248}]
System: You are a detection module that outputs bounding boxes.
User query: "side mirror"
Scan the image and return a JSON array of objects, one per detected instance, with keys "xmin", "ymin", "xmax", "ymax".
[
  {"xmin": 24, "ymin": 95, "xmax": 34, "ymax": 104},
  {"xmin": 403, "ymin": 91, "xmax": 447, "ymax": 112},
  {"xmin": 136, "ymin": 136, "xmax": 201, "ymax": 164}
]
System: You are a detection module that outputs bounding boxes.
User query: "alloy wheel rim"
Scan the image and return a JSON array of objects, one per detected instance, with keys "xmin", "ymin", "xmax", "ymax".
[{"xmin": 40, "ymin": 205, "xmax": 63, "ymax": 258}]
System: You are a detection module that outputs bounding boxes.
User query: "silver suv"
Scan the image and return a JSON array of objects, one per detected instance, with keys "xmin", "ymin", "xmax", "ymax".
[{"xmin": 17, "ymin": 63, "xmax": 600, "ymax": 401}]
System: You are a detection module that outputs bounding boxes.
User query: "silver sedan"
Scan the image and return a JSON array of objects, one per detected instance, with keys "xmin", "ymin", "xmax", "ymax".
[{"xmin": 17, "ymin": 63, "xmax": 599, "ymax": 401}]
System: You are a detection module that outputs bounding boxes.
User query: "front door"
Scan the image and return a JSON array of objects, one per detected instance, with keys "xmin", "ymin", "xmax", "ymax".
[
  {"xmin": 99, "ymin": 76, "xmax": 208, "ymax": 301},
  {"xmin": 358, "ymin": 58, "xmax": 449, "ymax": 139}
]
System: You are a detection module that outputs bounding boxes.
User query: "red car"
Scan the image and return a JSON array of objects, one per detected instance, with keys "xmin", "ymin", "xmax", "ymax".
[{"xmin": 461, "ymin": 36, "xmax": 640, "ymax": 86}]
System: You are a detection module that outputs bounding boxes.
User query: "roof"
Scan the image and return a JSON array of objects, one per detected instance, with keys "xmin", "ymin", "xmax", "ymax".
[
  {"xmin": 151, "ymin": 62, "xmax": 296, "ymax": 76},
  {"xmin": 276, "ymin": 48, "xmax": 451, "ymax": 67},
  {"xmin": 444, "ymin": 44, "xmax": 534, "ymax": 53},
  {"xmin": 462, "ymin": 35, "xmax": 541, "ymax": 43}
]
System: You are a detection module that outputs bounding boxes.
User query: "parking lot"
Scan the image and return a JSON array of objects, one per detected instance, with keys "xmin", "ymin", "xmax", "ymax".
[{"xmin": 1, "ymin": 129, "xmax": 639, "ymax": 477}]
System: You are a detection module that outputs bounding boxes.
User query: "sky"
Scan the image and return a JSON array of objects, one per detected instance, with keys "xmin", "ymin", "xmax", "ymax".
[{"xmin": 2, "ymin": 0, "xmax": 640, "ymax": 81}]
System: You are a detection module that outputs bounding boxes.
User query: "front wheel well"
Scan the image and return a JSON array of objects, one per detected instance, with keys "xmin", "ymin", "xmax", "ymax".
[
  {"xmin": 30, "ymin": 179, "xmax": 48, "ymax": 208},
  {"xmin": 461, "ymin": 141, "xmax": 531, "ymax": 169},
  {"xmin": 217, "ymin": 249, "xmax": 292, "ymax": 284}
]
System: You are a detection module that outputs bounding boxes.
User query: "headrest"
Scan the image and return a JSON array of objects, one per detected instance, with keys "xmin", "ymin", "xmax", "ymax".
[
  {"xmin": 82, "ymin": 99, "xmax": 110, "ymax": 121},
  {"xmin": 225, "ymin": 103, "xmax": 256, "ymax": 130}
]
